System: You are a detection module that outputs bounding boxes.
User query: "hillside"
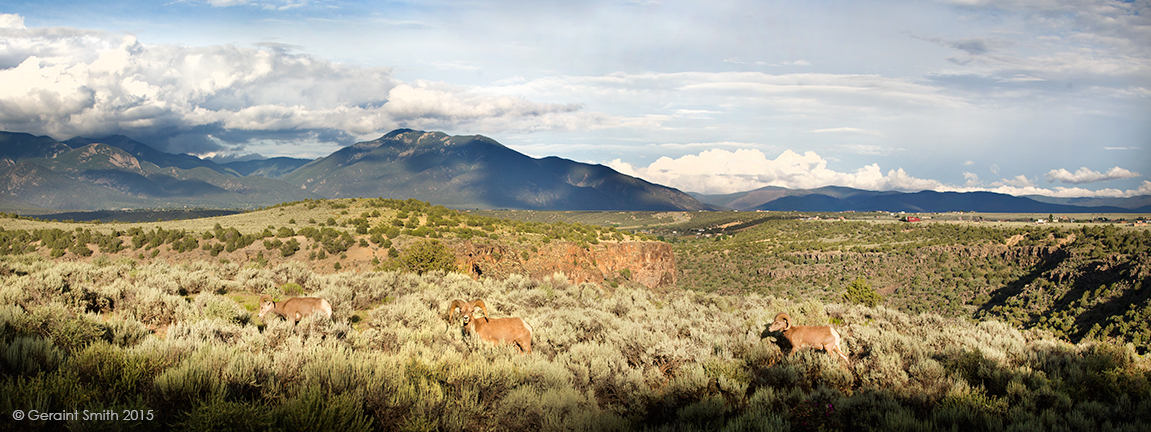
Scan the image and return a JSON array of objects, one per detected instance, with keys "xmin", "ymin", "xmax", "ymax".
[
  {"xmin": 0, "ymin": 198, "xmax": 674, "ymax": 290},
  {"xmin": 0, "ymin": 131, "xmax": 72, "ymax": 163},
  {"xmin": 282, "ymin": 129, "xmax": 709, "ymax": 211},
  {"xmin": 1, "ymin": 204, "xmax": 1149, "ymax": 430},
  {"xmin": 653, "ymin": 213, "xmax": 1151, "ymax": 354},
  {"xmin": 222, "ymin": 156, "xmax": 313, "ymax": 178},
  {"xmin": 0, "ymin": 129, "xmax": 710, "ymax": 212},
  {"xmin": 0, "ymin": 139, "xmax": 320, "ymax": 210},
  {"xmin": 64, "ymin": 135, "xmax": 239, "ymax": 176}
]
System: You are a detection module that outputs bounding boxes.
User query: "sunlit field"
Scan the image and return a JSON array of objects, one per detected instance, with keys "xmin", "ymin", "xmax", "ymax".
[{"xmin": 2, "ymin": 201, "xmax": 1149, "ymax": 431}]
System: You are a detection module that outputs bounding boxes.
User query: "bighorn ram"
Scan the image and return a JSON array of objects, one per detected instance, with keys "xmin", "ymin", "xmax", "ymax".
[
  {"xmin": 258, "ymin": 295, "xmax": 332, "ymax": 324},
  {"xmin": 768, "ymin": 312, "xmax": 849, "ymax": 363},
  {"xmin": 447, "ymin": 299, "xmax": 533, "ymax": 354}
]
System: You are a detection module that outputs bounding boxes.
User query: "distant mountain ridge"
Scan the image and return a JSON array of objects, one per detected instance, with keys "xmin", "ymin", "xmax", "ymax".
[
  {"xmin": 64, "ymin": 135, "xmax": 240, "ymax": 176},
  {"xmin": 282, "ymin": 129, "xmax": 709, "ymax": 210},
  {"xmin": 0, "ymin": 129, "xmax": 709, "ymax": 211},
  {"xmin": 692, "ymin": 186, "xmax": 1149, "ymax": 213},
  {"xmin": 0, "ymin": 141, "xmax": 320, "ymax": 210},
  {"xmin": 2, "ymin": 128, "xmax": 1145, "ymax": 213}
]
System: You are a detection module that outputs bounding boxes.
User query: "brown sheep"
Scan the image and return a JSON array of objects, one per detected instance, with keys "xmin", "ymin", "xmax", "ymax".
[
  {"xmin": 769, "ymin": 312, "xmax": 849, "ymax": 363},
  {"xmin": 258, "ymin": 295, "xmax": 332, "ymax": 324},
  {"xmin": 447, "ymin": 299, "xmax": 533, "ymax": 354}
]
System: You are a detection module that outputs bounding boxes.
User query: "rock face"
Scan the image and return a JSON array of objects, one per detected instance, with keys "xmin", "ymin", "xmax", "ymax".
[{"xmin": 452, "ymin": 240, "xmax": 676, "ymax": 290}]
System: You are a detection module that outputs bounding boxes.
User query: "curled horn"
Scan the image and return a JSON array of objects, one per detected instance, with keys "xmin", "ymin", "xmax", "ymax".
[
  {"xmin": 447, "ymin": 299, "xmax": 468, "ymax": 325},
  {"xmin": 774, "ymin": 312, "xmax": 792, "ymax": 330},
  {"xmin": 471, "ymin": 299, "xmax": 490, "ymax": 319}
]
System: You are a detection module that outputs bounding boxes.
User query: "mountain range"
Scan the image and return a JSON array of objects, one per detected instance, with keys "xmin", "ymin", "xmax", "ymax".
[
  {"xmin": 1, "ymin": 129, "xmax": 1146, "ymax": 213},
  {"xmin": 691, "ymin": 186, "xmax": 1151, "ymax": 213},
  {"xmin": 0, "ymin": 129, "xmax": 708, "ymax": 211}
]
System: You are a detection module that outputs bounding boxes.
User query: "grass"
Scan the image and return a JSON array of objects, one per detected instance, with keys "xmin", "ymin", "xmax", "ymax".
[
  {"xmin": 1, "ymin": 255, "xmax": 1149, "ymax": 431},
  {"xmin": 1, "ymin": 199, "xmax": 1150, "ymax": 429}
]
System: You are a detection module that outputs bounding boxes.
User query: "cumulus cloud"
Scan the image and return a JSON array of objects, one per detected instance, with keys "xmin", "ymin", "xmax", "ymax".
[
  {"xmin": 970, "ymin": 180, "xmax": 1151, "ymax": 199},
  {"xmin": 0, "ymin": 14, "xmax": 24, "ymax": 29},
  {"xmin": 963, "ymin": 172, "xmax": 981, "ymax": 186},
  {"xmin": 994, "ymin": 175, "xmax": 1036, "ymax": 188},
  {"xmin": 0, "ymin": 17, "xmax": 607, "ymax": 154},
  {"xmin": 606, "ymin": 148, "xmax": 945, "ymax": 195},
  {"xmin": 1045, "ymin": 166, "xmax": 1142, "ymax": 184},
  {"xmin": 608, "ymin": 147, "xmax": 1151, "ymax": 198}
]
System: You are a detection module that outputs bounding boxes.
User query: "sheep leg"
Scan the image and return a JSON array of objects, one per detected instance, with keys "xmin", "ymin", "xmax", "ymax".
[{"xmin": 825, "ymin": 344, "xmax": 850, "ymax": 363}]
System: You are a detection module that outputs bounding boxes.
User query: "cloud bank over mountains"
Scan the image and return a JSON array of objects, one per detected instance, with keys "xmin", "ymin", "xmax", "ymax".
[
  {"xmin": 0, "ymin": 15, "xmax": 605, "ymax": 157},
  {"xmin": 1, "ymin": 0, "xmax": 1148, "ymax": 199},
  {"xmin": 608, "ymin": 149, "xmax": 1151, "ymax": 197}
]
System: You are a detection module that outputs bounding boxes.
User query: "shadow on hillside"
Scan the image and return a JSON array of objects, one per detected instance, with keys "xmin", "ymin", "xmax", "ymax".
[
  {"xmin": 1059, "ymin": 259, "xmax": 1151, "ymax": 344},
  {"xmin": 974, "ymin": 249, "xmax": 1068, "ymax": 318}
]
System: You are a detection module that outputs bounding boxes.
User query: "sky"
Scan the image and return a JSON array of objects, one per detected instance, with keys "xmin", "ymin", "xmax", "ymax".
[{"xmin": 1, "ymin": 0, "xmax": 1149, "ymax": 198}]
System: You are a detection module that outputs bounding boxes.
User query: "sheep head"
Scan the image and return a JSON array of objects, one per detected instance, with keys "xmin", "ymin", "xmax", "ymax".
[
  {"xmin": 445, "ymin": 298, "xmax": 533, "ymax": 354},
  {"xmin": 447, "ymin": 299, "xmax": 490, "ymax": 325},
  {"xmin": 768, "ymin": 312, "xmax": 792, "ymax": 332}
]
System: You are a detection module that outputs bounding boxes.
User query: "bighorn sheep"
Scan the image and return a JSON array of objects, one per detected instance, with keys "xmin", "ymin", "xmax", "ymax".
[
  {"xmin": 258, "ymin": 295, "xmax": 332, "ymax": 324},
  {"xmin": 768, "ymin": 312, "xmax": 849, "ymax": 363},
  {"xmin": 447, "ymin": 299, "xmax": 533, "ymax": 354}
]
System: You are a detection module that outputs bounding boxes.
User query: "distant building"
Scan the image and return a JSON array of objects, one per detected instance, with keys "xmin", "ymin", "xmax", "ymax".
[{"xmin": 901, "ymin": 216, "xmax": 920, "ymax": 222}]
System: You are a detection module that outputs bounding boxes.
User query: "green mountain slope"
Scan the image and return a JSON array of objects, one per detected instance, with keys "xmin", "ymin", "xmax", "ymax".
[
  {"xmin": 282, "ymin": 129, "xmax": 709, "ymax": 211},
  {"xmin": 0, "ymin": 161, "xmax": 152, "ymax": 209},
  {"xmin": 0, "ymin": 131, "xmax": 72, "ymax": 164},
  {"xmin": 65, "ymin": 135, "xmax": 240, "ymax": 176},
  {"xmin": 222, "ymin": 157, "xmax": 313, "ymax": 178},
  {"xmin": 0, "ymin": 142, "xmax": 320, "ymax": 210}
]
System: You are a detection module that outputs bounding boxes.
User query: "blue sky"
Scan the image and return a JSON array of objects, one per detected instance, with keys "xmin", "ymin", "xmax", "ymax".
[{"xmin": 1, "ymin": 0, "xmax": 1148, "ymax": 197}]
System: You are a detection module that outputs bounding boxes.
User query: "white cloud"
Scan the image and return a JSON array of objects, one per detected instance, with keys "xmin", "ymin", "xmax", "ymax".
[
  {"xmin": 0, "ymin": 18, "xmax": 614, "ymax": 152},
  {"xmin": 963, "ymin": 172, "xmax": 981, "ymax": 186},
  {"xmin": 971, "ymin": 180, "xmax": 1151, "ymax": 199},
  {"xmin": 606, "ymin": 148, "xmax": 946, "ymax": 194},
  {"xmin": 994, "ymin": 175, "xmax": 1036, "ymax": 188},
  {"xmin": 0, "ymin": 14, "xmax": 25, "ymax": 29},
  {"xmin": 609, "ymin": 147, "xmax": 1151, "ymax": 198},
  {"xmin": 1045, "ymin": 166, "xmax": 1141, "ymax": 184}
]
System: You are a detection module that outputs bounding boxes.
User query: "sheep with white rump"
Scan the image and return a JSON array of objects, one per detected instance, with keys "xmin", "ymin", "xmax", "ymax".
[
  {"xmin": 258, "ymin": 295, "xmax": 332, "ymax": 324},
  {"xmin": 447, "ymin": 299, "xmax": 533, "ymax": 354},
  {"xmin": 768, "ymin": 312, "xmax": 850, "ymax": 364}
]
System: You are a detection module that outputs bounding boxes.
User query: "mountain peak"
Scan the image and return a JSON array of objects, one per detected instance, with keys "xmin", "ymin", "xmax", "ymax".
[
  {"xmin": 383, "ymin": 128, "xmax": 418, "ymax": 138},
  {"xmin": 282, "ymin": 130, "xmax": 707, "ymax": 210}
]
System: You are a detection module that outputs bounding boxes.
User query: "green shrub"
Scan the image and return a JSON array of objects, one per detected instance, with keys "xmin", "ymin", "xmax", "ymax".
[
  {"xmin": 399, "ymin": 240, "xmax": 457, "ymax": 275},
  {"xmin": 1, "ymin": 336, "xmax": 67, "ymax": 376},
  {"xmin": 844, "ymin": 277, "xmax": 883, "ymax": 308},
  {"xmin": 173, "ymin": 398, "xmax": 273, "ymax": 432},
  {"xmin": 273, "ymin": 387, "xmax": 372, "ymax": 432},
  {"xmin": 282, "ymin": 282, "xmax": 304, "ymax": 296}
]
